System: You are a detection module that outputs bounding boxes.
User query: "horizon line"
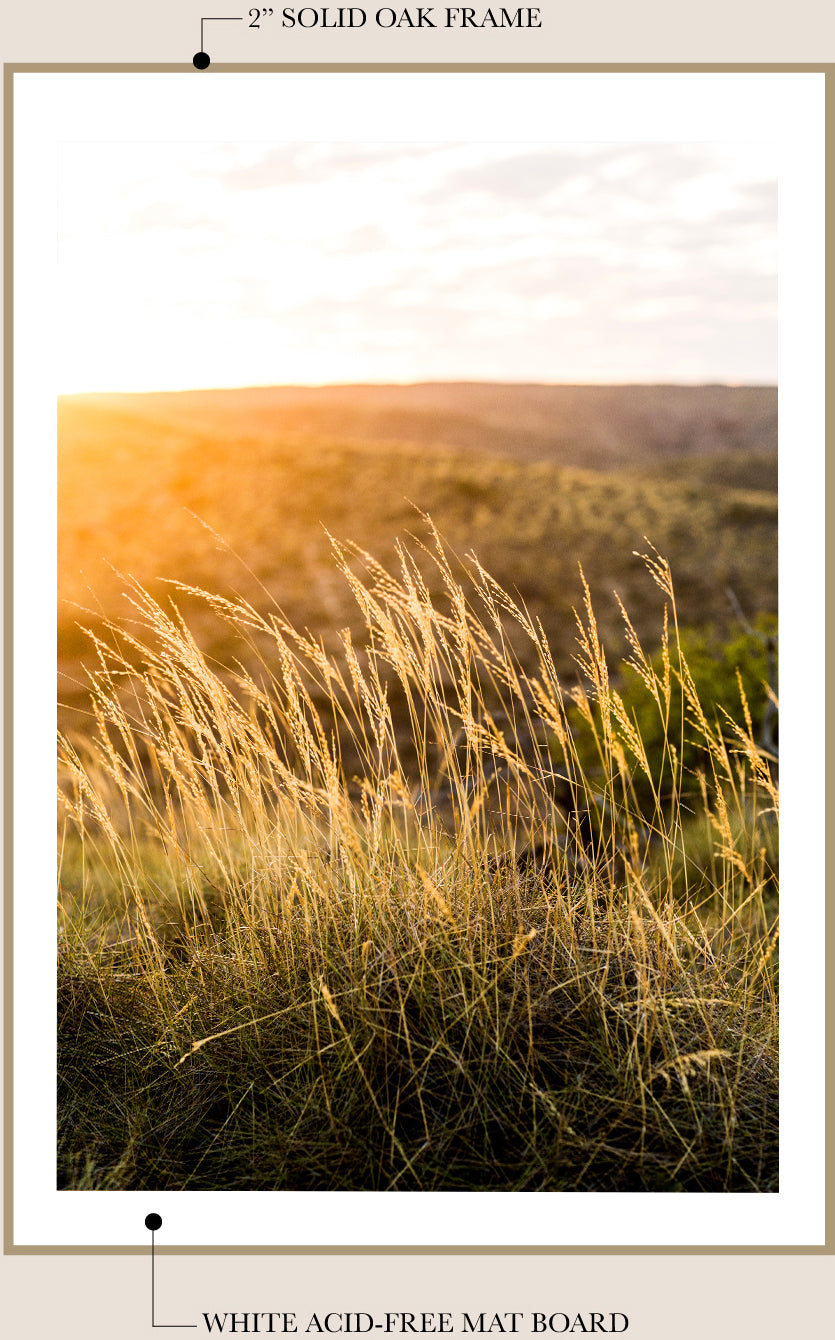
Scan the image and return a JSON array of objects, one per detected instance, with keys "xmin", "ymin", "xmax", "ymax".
[{"xmin": 58, "ymin": 376, "xmax": 779, "ymax": 399}]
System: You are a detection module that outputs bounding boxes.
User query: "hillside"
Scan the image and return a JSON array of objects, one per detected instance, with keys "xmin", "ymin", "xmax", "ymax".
[
  {"xmin": 68, "ymin": 381, "xmax": 777, "ymax": 467},
  {"xmin": 58, "ymin": 382, "xmax": 777, "ymax": 743}
]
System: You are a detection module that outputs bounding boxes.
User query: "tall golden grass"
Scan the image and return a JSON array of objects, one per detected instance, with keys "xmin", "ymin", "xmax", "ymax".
[{"xmin": 57, "ymin": 525, "xmax": 778, "ymax": 1192}]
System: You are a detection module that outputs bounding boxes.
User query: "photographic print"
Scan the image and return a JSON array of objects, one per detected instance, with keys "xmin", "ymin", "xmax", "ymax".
[{"xmin": 55, "ymin": 132, "xmax": 779, "ymax": 1199}]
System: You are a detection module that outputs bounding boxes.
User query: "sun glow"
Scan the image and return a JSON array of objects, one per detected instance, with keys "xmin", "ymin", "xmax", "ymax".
[{"xmin": 58, "ymin": 140, "xmax": 776, "ymax": 394}]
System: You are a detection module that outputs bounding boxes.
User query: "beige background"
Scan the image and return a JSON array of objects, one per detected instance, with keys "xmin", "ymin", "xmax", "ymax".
[
  {"xmin": 0, "ymin": 0, "xmax": 834, "ymax": 63},
  {"xmin": 2, "ymin": 2, "xmax": 832, "ymax": 1336}
]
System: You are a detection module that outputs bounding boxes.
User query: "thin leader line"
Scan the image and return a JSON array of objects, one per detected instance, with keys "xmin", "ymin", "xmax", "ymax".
[
  {"xmin": 201, "ymin": 16, "xmax": 244, "ymax": 51},
  {"xmin": 151, "ymin": 1229, "xmax": 197, "ymax": 1329}
]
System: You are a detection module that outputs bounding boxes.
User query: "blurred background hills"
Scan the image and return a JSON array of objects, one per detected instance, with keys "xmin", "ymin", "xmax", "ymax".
[{"xmin": 58, "ymin": 381, "xmax": 777, "ymax": 743}]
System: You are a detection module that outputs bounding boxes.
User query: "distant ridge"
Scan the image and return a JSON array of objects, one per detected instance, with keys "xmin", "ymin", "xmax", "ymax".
[{"xmin": 62, "ymin": 382, "xmax": 777, "ymax": 470}]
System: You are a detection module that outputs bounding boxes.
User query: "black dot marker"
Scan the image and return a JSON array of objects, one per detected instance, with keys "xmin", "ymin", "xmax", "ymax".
[
  {"xmin": 145, "ymin": 1212, "xmax": 163, "ymax": 1231},
  {"xmin": 193, "ymin": 52, "xmax": 210, "ymax": 70}
]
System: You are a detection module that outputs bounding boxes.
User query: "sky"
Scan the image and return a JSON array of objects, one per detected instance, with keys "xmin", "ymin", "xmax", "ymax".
[{"xmin": 57, "ymin": 140, "xmax": 777, "ymax": 393}]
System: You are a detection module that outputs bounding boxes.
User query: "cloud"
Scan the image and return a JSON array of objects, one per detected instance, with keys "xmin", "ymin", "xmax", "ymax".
[
  {"xmin": 427, "ymin": 144, "xmax": 725, "ymax": 209},
  {"xmin": 125, "ymin": 202, "xmax": 215, "ymax": 232},
  {"xmin": 325, "ymin": 223, "xmax": 392, "ymax": 256},
  {"xmin": 215, "ymin": 143, "xmax": 441, "ymax": 192}
]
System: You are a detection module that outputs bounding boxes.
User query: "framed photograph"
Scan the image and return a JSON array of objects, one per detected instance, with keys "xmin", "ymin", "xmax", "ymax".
[{"xmin": 8, "ymin": 68, "xmax": 825, "ymax": 1254}]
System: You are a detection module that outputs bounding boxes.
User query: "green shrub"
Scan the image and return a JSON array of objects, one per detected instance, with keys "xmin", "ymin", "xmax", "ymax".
[{"xmin": 563, "ymin": 609, "xmax": 777, "ymax": 815}]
